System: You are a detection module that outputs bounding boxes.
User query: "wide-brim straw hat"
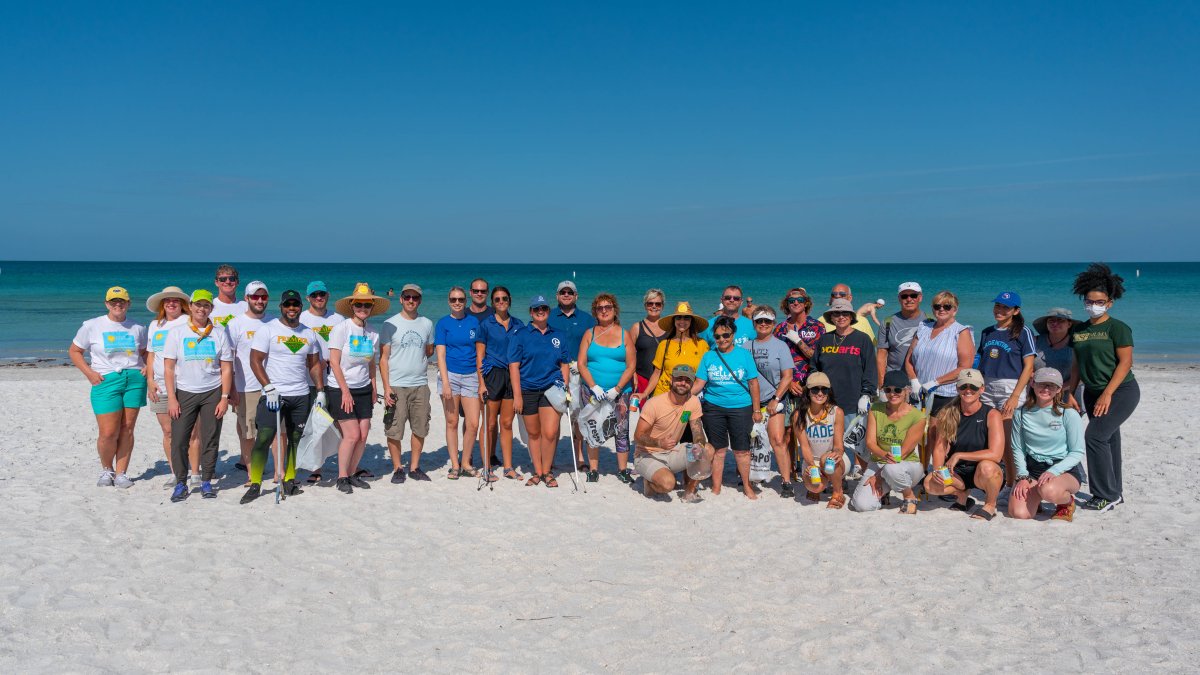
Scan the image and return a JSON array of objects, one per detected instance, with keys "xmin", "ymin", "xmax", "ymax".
[
  {"xmin": 335, "ymin": 282, "xmax": 390, "ymax": 317},
  {"xmin": 146, "ymin": 286, "xmax": 189, "ymax": 313},
  {"xmin": 658, "ymin": 301, "xmax": 709, "ymax": 332}
]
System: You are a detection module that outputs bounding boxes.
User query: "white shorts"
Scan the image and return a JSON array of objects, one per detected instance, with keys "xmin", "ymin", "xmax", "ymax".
[
  {"xmin": 438, "ymin": 371, "xmax": 480, "ymax": 398},
  {"xmin": 981, "ymin": 378, "xmax": 1026, "ymax": 410}
]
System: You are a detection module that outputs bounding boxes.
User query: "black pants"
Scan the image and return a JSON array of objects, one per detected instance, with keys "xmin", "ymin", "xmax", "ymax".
[
  {"xmin": 171, "ymin": 387, "xmax": 223, "ymax": 483},
  {"xmin": 1084, "ymin": 380, "xmax": 1140, "ymax": 501}
]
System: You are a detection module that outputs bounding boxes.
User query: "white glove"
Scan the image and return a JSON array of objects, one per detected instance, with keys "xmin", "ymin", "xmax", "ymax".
[
  {"xmin": 314, "ymin": 391, "xmax": 327, "ymax": 409},
  {"xmin": 773, "ymin": 400, "xmax": 785, "ymax": 414},
  {"xmin": 569, "ymin": 361, "xmax": 580, "ymax": 377},
  {"xmin": 605, "ymin": 387, "xmax": 620, "ymax": 401},
  {"xmin": 909, "ymin": 378, "xmax": 921, "ymax": 394},
  {"xmin": 591, "ymin": 384, "xmax": 606, "ymax": 401},
  {"xmin": 857, "ymin": 394, "xmax": 871, "ymax": 415},
  {"xmin": 785, "ymin": 329, "xmax": 802, "ymax": 345},
  {"xmin": 877, "ymin": 388, "xmax": 886, "ymax": 401},
  {"xmin": 263, "ymin": 384, "xmax": 280, "ymax": 411},
  {"xmin": 921, "ymin": 380, "xmax": 939, "ymax": 395}
]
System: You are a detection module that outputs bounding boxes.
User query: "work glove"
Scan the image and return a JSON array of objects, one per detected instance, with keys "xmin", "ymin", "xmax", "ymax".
[
  {"xmin": 263, "ymin": 384, "xmax": 280, "ymax": 411},
  {"xmin": 591, "ymin": 385, "xmax": 606, "ymax": 401},
  {"xmin": 857, "ymin": 394, "xmax": 871, "ymax": 415},
  {"xmin": 314, "ymin": 391, "xmax": 327, "ymax": 409}
]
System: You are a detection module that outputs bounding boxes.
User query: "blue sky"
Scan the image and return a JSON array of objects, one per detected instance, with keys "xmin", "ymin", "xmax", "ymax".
[{"xmin": 2, "ymin": 1, "xmax": 1197, "ymax": 262}]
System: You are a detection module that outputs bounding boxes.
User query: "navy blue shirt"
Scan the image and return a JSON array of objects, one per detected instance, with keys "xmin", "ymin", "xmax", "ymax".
[
  {"xmin": 977, "ymin": 324, "xmax": 1037, "ymax": 380},
  {"xmin": 508, "ymin": 323, "xmax": 569, "ymax": 390},
  {"xmin": 547, "ymin": 305, "xmax": 595, "ymax": 362},
  {"xmin": 479, "ymin": 314, "xmax": 524, "ymax": 374}
]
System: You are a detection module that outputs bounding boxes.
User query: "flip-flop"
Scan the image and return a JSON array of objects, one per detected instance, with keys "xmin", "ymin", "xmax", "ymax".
[
  {"xmin": 447, "ymin": 468, "xmax": 460, "ymax": 480},
  {"xmin": 305, "ymin": 472, "xmax": 322, "ymax": 485},
  {"xmin": 949, "ymin": 497, "xmax": 977, "ymax": 513},
  {"xmin": 971, "ymin": 506, "xmax": 997, "ymax": 521},
  {"xmin": 353, "ymin": 468, "xmax": 375, "ymax": 479},
  {"xmin": 544, "ymin": 474, "xmax": 559, "ymax": 488},
  {"xmin": 827, "ymin": 494, "xmax": 846, "ymax": 509},
  {"xmin": 460, "ymin": 466, "xmax": 480, "ymax": 478}
]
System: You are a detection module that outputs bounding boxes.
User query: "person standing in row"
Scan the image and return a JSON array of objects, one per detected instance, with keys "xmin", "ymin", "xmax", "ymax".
[
  {"xmin": 379, "ymin": 284, "xmax": 435, "ymax": 483},
  {"xmin": 978, "ymin": 290, "xmax": 1036, "ymax": 487},
  {"xmin": 876, "ymin": 282, "xmax": 925, "ymax": 389},
  {"xmin": 922, "ymin": 369, "xmax": 1005, "ymax": 520},
  {"xmin": 577, "ymin": 293, "xmax": 636, "ymax": 483},
  {"xmin": 1032, "ymin": 308, "xmax": 1078, "ymax": 395},
  {"xmin": 510, "ymin": 295, "xmax": 571, "ymax": 487},
  {"xmin": 744, "ymin": 306, "xmax": 795, "ymax": 496},
  {"xmin": 70, "ymin": 287, "xmax": 148, "ymax": 489},
  {"xmin": 905, "ymin": 290, "xmax": 974, "ymax": 418},
  {"xmin": 211, "ymin": 264, "xmax": 248, "ymax": 328},
  {"xmin": 1068, "ymin": 263, "xmax": 1139, "ymax": 512},
  {"xmin": 851, "ymin": 372, "xmax": 926, "ymax": 514},
  {"xmin": 548, "ymin": 280, "xmax": 594, "ymax": 469},
  {"xmin": 329, "ymin": 283, "xmax": 387, "ymax": 493},
  {"xmin": 811, "ymin": 298, "xmax": 878, "ymax": 472},
  {"xmin": 1009, "ymin": 368, "xmax": 1086, "ymax": 521},
  {"xmin": 818, "ymin": 283, "xmax": 876, "ymax": 342},
  {"xmin": 226, "ymin": 281, "xmax": 273, "ymax": 478},
  {"xmin": 468, "ymin": 278, "xmax": 494, "ymax": 320},
  {"xmin": 635, "ymin": 302, "xmax": 709, "ymax": 402},
  {"xmin": 694, "ymin": 316, "xmax": 761, "ymax": 499},
  {"xmin": 775, "ymin": 288, "xmax": 824, "ymax": 465},
  {"xmin": 163, "ymin": 289, "xmax": 234, "ymax": 502},
  {"xmin": 241, "ymin": 290, "xmax": 324, "ymax": 504},
  {"xmin": 298, "ymin": 280, "xmax": 344, "ymax": 483},
  {"xmin": 628, "ymin": 289, "xmax": 667, "ymax": 394},
  {"xmin": 436, "ymin": 286, "xmax": 484, "ymax": 479},
  {"xmin": 479, "ymin": 286, "xmax": 523, "ymax": 480},
  {"xmin": 144, "ymin": 286, "xmax": 198, "ymax": 487},
  {"xmin": 700, "ymin": 285, "xmax": 755, "ymax": 349}
]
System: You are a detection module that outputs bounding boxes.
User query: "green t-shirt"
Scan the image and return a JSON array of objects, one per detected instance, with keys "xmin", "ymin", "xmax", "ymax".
[
  {"xmin": 869, "ymin": 403, "xmax": 925, "ymax": 463},
  {"xmin": 1071, "ymin": 317, "xmax": 1135, "ymax": 392}
]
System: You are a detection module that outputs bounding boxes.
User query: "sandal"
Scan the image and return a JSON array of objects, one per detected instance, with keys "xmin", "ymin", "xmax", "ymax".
[
  {"xmin": 305, "ymin": 472, "xmax": 322, "ymax": 485},
  {"xmin": 899, "ymin": 499, "xmax": 918, "ymax": 514},
  {"xmin": 353, "ymin": 468, "xmax": 375, "ymax": 479},
  {"xmin": 971, "ymin": 505, "xmax": 997, "ymax": 521},
  {"xmin": 504, "ymin": 468, "xmax": 521, "ymax": 480},
  {"xmin": 949, "ymin": 497, "xmax": 977, "ymax": 513},
  {"xmin": 525, "ymin": 474, "xmax": 543, "ymax": 487},
  {"xmin": 447, "ymin": 468, "xmax": 460, "ymax": 480},
  {"xmin": 827, "ymin": 493, "xmax": 846, "ymax": 509},
  {"xmin": 460, "ymin": 466, "xmax": 480, "ymax": 478},
  {"xmin": 805, "ymin": 491, "xmax": 821, "ymax": 503},
  {"xmin": 544, "ymin": 474, "xmax": 559, "ymax": 488}
]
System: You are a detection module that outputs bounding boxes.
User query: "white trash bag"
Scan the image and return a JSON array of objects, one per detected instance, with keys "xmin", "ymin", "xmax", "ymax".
[
  {"xmin": 296, "ymin": 403, "xmax": 341, "ymax": 472},
  {"xmin": 748, "ymin": 420, "xmax": 773, "ymax": 483},
  {"xmin": 577, "ymin": 396, "xmax": 617, "ymax": 447},
  {"xmin": 567, "ymin": 363, "xmax": 583, "ymax": 415},
  {"xmin": 544, "ymin": 381, "xmax": 570, "ymax": 414}
]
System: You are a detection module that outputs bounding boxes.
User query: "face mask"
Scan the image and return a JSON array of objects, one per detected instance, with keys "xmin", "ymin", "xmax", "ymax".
[{"xmin": 1085, "ymin": 303, "xmax": 1108, "ymax": 319}]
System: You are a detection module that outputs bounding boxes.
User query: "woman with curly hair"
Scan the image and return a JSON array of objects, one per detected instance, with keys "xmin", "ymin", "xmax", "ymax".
[{"xmin": 1067, "ymin": 263, "xmax": 1139, "ymax": 512}]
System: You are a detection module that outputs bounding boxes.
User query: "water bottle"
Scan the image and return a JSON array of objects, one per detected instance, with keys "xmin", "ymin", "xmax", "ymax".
[{"xmin": 823, "ymin": 456, "xmax": 836, "ymax": 475}]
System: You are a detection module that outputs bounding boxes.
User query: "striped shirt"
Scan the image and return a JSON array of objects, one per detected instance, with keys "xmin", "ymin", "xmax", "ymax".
[{"xmin": 911, "ymin": 320, "xmax": 973, "ymax": 397}]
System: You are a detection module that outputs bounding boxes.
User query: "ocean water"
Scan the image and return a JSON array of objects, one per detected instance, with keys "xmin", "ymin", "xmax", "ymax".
[{"xmin": 2, "ymin": 260, "xmax": 1196, "ymax": 362}]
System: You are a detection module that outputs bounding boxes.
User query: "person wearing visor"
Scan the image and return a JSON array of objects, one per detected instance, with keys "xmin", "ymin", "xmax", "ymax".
[
  {"xmin": 1009, "ymin": 367, "xmax": 1086, "ymax": 522},
  {"xmin": 743, "ymin": 305, "xmax": 795, "ymax": 495},
  {"xmin": 923, "ymin": 369, "xmax": 1005, "ymax": 520},
  {"xmin": 70, "ymin": 286, "xmax": 148, "ymax": 488},
  {"xmin": 162, "ymin": 289, "xmax": 234, "ymax": 502},
  {"xmin": 509, "ymin": 295, "xmax": 571, "ymax": 487},
  {"xmin": 226, "ymin": 281, "xmax": 273, "ymax": 478}
]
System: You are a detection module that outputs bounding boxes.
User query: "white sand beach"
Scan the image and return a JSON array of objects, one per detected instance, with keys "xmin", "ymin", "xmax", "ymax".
[{"xmin": 1, "ymin": 365, "xmax": 1197, "ymax": 672}]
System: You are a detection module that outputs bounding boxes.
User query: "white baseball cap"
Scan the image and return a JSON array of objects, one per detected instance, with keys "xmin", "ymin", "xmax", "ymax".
[
  {"xmin": 898, "ymin": 281, "xmax": 922, "ymax": 294},
  {"xmin": 244, "ymin": 280, "xmax": 269, "ymax": 297}
]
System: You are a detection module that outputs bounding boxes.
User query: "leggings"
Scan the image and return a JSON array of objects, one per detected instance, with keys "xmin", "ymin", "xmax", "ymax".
[{"xmin": 1084, "ymin": 380, "xmax": 1140, "ymax": 502}]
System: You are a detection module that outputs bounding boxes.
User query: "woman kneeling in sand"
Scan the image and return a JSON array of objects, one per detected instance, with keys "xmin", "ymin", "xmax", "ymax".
[
  {"xmin": 795, "ymin": 372, "xmax": 849, "ymax": 508},
  {"xmin": 850, "ymin": 371, "xmax": 926, "ymax": 514},
  {"xmin": 1008, "ymin": 368, "xmax": 1085, "ymax": 522},
  {"xmin": 922, "ymin": 369, "xmax": 1005, "ymax": 520}
]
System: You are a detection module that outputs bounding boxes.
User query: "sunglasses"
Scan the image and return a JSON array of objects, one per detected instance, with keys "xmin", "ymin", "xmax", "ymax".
[
  {"xmin": 559, "ymin": 289, "xmax": 576, "ymax": 296},
  {"xmin": 595, "ymin": 305, "xmax": 614, "ymax": 311},
  {"xmin": 471, "ymin": 288, "xmax": 488, "ymax": 294},
  {"xmin": 216, "ymin": 276, "xmax": 238, "ymax": 283},
  {"xmin": 723, "ymin": 295, "xmax": 741, "ymax": 301},
  {"xmin": 714, "ymin": 332, "xmax": 733, "ymax": 340},
  {"xmin": 753, "ymin": 318, "xmax": 774, "ymax": 324},
  {"xmin": 531, "ymin": 306, "xmax": 550, "ymax": 312},
  {"xmin": 830, "ymin": 291, "xmax": 848, "ymax": 298},
  {"xmin": 449, "ymin": 297, "xmax": 466, "ymax": 303},
  {"xmin": 831, "ymin": 312, "xmax": 854, "ymax": 320},
  {"xmin": 957, "ymin": 384, "xmax": 981, "ymax": 392},
  {"xmin": 899, "ymin": 293, "xmax": 920, "ymax": 300},
  {"xmin": 493, "ymin": 296, "xmax": 510, "ymax": 302},
  {"xmin": 933, "ymin": 304, "xmax": 955, "ymax": 311},
  {"xmin": 807, "ymin": 386, "xmax": 830, "ymax": 395},
  {"xmin": 645, "ymin": 301, "xmax": 663, "ymax": 308},
  {"xmin": 248, "ymin": 294, "xmax": 269, "ymax": 301},
  {"xmin": 309, "ymin": 292, "xmax": 328, "ymax": 298},
  {"xmin": 1034, "ymin": 381, "xmax": 1061, "ymax": 389},
  {"xmin": 281, "ymin": 301, "xmax": 302, "ymax": 308},
  {"xmin": 787, "ymin": 297, "xmax": 808, "ymax": 304},
  {"xmin": 401, "ymin": 294, "xmax": 420, "ymax": 301},
  {"xmin": 883, "ymin": 386, "xmax": 905, "ymax": 395},
  {"xmin": 352, "ymin": 302, "xmax": 373, "ymax": 309}
]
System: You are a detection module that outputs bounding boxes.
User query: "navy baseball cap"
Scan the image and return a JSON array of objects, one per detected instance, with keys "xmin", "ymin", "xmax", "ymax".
[
  {"xmin": 529, "ymin": 294, "xmax": 550, "ymax": 309},
  {"xmin": 280, "ymin": 290, "xmax": 303, "ymax": 305},
  {"xmin": 993, "ymin": 291, "xmax": 1021, "ymax": 307},
  {"xmin": 306, "ymin": 280, "xmax": 328, "ymax": 296}
]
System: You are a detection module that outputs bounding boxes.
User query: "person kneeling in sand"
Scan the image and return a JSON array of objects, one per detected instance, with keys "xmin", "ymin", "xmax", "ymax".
[
  {"xmin": 1008, "ymin": 368, "xmax": 1085, "ymax": 522},
  {"xmin": 632, "ymin": 365, "xmax": 711, "ymax": 503},
  {"xmin": 922, "ymin": 369, "xmax": 1005, "ymax": 520},
  {"xmin": 850, "ymin": 371, "xmax": 926, "ymax": 514}
]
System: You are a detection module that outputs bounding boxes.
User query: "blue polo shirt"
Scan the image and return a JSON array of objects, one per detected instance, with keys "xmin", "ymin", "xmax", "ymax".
[
  {"xmin": 479, "ymin": 314, "xmax": 524, "ymax": 374},
  {"xmin": 508, "ymin": 323, "xmax": 569, "ymax": 390},
  {"xmin": 547, "ymin": 305, "xmax": 595, "ymax": 362},
  {"xmin": 434, "ymin": 314, "xmax": 482, "ymax": 375},
  {"xmin": 700, "ymin": 315, "xmax": 756, "ymax": 350}
]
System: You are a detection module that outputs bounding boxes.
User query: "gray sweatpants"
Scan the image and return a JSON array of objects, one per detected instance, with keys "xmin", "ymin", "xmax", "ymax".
[
  {"xmin": 851, "ymin": 462, "xmax": 926, "ymax": 511},
  {"xmin": 171, "ymin": 387, "xmax": 223, "ymax": 483}
]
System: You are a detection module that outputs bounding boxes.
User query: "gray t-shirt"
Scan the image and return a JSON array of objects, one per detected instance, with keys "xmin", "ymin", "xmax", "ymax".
[
  {"xmin": 878, "ymin": 312, "xmax": 926, "ymax": 373},
  {"xmin": 742, "ymin": 336, "xmax": 793, "ymax": 403},
  {"xmin": 379, "ymin": 314, "xmax": 434, "ymax": 388},
  {"xmin": 1034, "ymin": 333, "xmax": 1075, "ymax": 383}
]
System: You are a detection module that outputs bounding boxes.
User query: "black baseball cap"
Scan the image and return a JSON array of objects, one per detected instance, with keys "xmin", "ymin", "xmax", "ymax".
[{"xmin": 280, "ymin": 290, "xmax": 303, "ymax": 305}]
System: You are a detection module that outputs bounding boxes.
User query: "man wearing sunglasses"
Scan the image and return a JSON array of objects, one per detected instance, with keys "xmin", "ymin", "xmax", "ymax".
[
  {"xmin": 818, "ymin": 284, "xmax": 876, "ymax": 342},
  {"xmin": 379, "ymin": 284, "xmax": 435, "ymax": 483},
  {"xmin": 297, "ymin": 280, "xmax": 345, "ymax": 483},
  {"xmin": 226, "ymin": 281, "xmax": 274, "ymax": 476},
  {"xmin": 699, "ymin": 285, "xmax": 755, "ymax": 350},
  {"xmin": 547, "ymin": 280, "xmax": 595, "ymax": 468},
  {"xmin": 467, "ymin": 278, "xmax": 494, "ymax": 320},
  {"xmin": 212, "ymin": 264, "xmax": 248, "ymax": 328},
  {"xmin": 876, "ymin": 282, "xmax": 927, "ymax": 391}
]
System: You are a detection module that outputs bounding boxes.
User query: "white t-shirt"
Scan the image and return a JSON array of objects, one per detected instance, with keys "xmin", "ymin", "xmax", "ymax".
[
  {"xmin": 226, "ymin": 312, "xmax": 274, "ymax": 392},
  {"xmin": 147, "ymin": 316, "xmax": 189, "ymax": 390},
  {"xmin": 72, "ymin": 316, "xmax": 146, "ymax": 376},
  {"xmin": 162, "ymin": 324, "xmax": 234, "ymax": 394},
  {"xmin": 212, "ymin": 298, "xmax": 248, "ymax": 329},
  {"xmin": 326, "ymin": 321, "xmax": 379, "ymax": 389},
  {"xmin": 299, "ymin": 310, "xmax": 346, "ymax": 361},
  {"xmin": 379, "ymin": 314, "xmax": 434, "ymax": 388},
  {"xmin": 250, "ymin": 319, "xmax": 319, "ymax": 396}
]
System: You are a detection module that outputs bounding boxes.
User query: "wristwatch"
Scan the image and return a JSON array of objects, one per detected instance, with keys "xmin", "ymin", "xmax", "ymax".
[{"xmin": 1016, "ymin": 475, "xmax": 1030, "ymax": 483}]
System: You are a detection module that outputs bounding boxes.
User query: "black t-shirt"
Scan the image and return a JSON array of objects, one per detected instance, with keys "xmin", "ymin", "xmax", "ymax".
[{"xmin": 811, "ymin": 329, "xmax": 877, "ymax": 415}]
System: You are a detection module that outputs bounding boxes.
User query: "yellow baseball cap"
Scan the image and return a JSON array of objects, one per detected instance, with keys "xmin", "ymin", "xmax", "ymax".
[{"xmin": 106, "ymin": 287, "xmax": 130, "ymax": 302}]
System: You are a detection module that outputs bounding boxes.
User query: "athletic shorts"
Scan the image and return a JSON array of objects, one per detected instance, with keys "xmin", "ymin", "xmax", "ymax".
[
  {"xmin": 635, "ymin": 373, "xmax": 651, "ymax": 395},
  {"xmin": 384, "ymin": 385, "xmax": 431, "ymax": 440},
  {"xmin": 981, "ymin": 378, "xmax": 1026, "ymax": 411},
  {"xmin": 90, "ymin": 370, "xmax": 147, "ymax": 415},
  {"xmin": 235, "ymin": 390, "xmax": 262, "ymax": 440},
  {"xmin": 1027, "ymin": 457, "xmax": 1085, "ymax": 483},
  {"xmin": 634, "ymin": 446, "xmax": 687, "ymax": 478},
  {"xmin": 328, "ymin": 385, "xmax": 374, "ymax": 421},
  {"xmin": 483, "ymin": 367, "xmax": 513, "ymax": 401},
  {"xmin": 519, "ymin": 387, "xmax": 555, "ymax": 417},
  {"xmin": 438, "ymin": 371, "xmax": 479, "ymax": 398},
  {"xmin": 952, "ymin": 459, "xmax": 1004, "ymax": 491},
  {"xmin": 700, "ymin": 401, "xmax": 753, "ymax": 452},
  {"xmin": 255, "ymin": 393, "xmax": 310, "ymax": 432}
]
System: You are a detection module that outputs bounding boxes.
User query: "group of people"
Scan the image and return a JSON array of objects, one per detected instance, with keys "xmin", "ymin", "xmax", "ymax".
[{"xmin": 71, "ymin": 263, "xmax": 1138, "ymax": 519}]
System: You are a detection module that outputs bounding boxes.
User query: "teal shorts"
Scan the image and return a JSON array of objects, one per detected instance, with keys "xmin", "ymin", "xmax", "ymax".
[{"xmin": 90, "ymin": 370, "xmax": 148, "ymax": 415}]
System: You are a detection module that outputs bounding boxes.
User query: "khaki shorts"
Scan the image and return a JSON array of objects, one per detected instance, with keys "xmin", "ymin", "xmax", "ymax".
[
  {"xmin": 385, "ymin": 385, "xmax": 431, "ymax": 440},
  {"xmin": 236, "ymin": 390, "xmax": 262, "ymax": 440},
  {"xmin": 634, "ymin": 446, "xmax": 687, "ymax": 478}
]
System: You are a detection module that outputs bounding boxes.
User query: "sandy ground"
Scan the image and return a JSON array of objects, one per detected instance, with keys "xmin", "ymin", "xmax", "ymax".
[{"xmin": 1, "ymin": 365, "xmax": 1197, "ymax": 673}]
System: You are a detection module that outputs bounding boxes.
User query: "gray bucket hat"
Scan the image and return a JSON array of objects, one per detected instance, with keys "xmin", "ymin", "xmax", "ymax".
[
  {"xmin": 1033, "ymin": 308, "xmax": 1080, "ymax": 335},
  {"xmin": 822, "ymin": 298, "xmax": 856, "ymax": 324}
]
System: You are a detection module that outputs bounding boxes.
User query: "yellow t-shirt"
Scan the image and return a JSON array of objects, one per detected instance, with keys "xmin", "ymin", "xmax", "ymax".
[
  {"xmin": 820, "ymin": 314, "xmax": 876, "ymax": 342},
  {"xmin": 869, "ymin": 402, "xmax": 925, "ymax": 462},
  {"xmin": 651, "ymin": 338, "xmax": 709, "ymax": 395}
]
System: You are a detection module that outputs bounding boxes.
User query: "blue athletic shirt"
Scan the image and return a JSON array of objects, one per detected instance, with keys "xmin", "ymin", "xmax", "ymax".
[
  {"xmin": 547, "ymin": 306, "xmax": 595, "ymax": 362},
  {"xmin": 700, "ymin": 315, "xmax": 756, "ymax": 350},
  {"xmin": 977, "ymin": 324, "xmax": 1036, "ymax": 380},
  {"xmin": 479, "ymin": 314, "xmax": 524, "ymax": 374},
  {"xmin": 508, "ymin": 323, "xmax": 569, "ymax": 390},
  {"xmin": 697, "ymin": 347, "xmax": 760, "ymax": 408},
  {"xmin": 435, "ymin": 314, "xmax": 482, "ymax": 375}
]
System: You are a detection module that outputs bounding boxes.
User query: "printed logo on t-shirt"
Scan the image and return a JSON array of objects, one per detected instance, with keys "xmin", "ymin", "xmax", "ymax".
[
  {"xmin": 706, "ymin": 364, "xmax": 747, "ymax": 383},
  {"xmin": 820, "ymin": 345, "xmax": 862, "ymax": 356},
  {"xmin": 183, "ymin": 337, "xmax": 217, "ymax": 362},
  {"xmin": 398, "ymin": 330, "xmax": 426, "ymax": 349},
  {"xmin": 1049, "ymin": 419, "xmax": 1063, "ymax": 431},
  {"xmin": 103, "ymin": 332, "xmax": 136, "ymax": 355},
  {"xmin": 277, "ymin": 335, "xmax": 309, "ymax": 354},
  {"xmin": 314, "ymin": 325, "xmax": 334, "ymax": 342},
  {"xmin": 468, "ymin": 329, "xmax": 477, "ymax": 339},
  {"xmin": 348, "ymin": 336, "xmax": 374, "ymax": 358},
  {"xmin": 151, "ymin": 329, "xmax": 170, "ymax": 351},
  {"xmin": 551, "ymin": 337, "xmax": 561, "ymax": 348},
  {"xmin": 215, "ymin": 314, "xmax": 235, "ymax": 327}
]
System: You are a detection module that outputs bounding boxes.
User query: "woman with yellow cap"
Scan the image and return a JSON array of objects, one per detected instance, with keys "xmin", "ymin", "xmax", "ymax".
[
  {"xmin": 329, "ymin": 283, "xmax": 388, "ymax": 493},
  {"xmin": 633, "ymin": 301, "xmax": 709, "ymax": 404}
]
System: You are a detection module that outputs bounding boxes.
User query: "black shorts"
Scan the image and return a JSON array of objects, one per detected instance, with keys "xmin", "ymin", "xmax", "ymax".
[
  {"xmin": 255, "ymin": 394, "xmax": 310, "ymax": 432},
  {"xmin": 928, "ymin": 394, "xmax": 955, "ymax": 417},
  {"xmin": 519, "ymin": 387, "xmax": 554, "ymax": 416},
  {"xmin": 701, "ymin": 401, "xmax": 753, "ymax": 451},
  {"xmin": 1027, "ymin": 457, "xmax": 1085, "ymax": 483},
  {"xmin": 484, "ymin": 367, "xmax": 514, "ymax": 401},
  {"xmin": 952, "ymin": 459, "xmax": 1005, "ymax": 491},
  {"xmin": 328, "ymin": 385, "xmax": 374, "ymax": 421}
]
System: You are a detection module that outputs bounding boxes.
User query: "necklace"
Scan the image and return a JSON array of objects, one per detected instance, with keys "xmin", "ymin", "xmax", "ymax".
[
  {"xmin": 809, "ymin": 405, "xmax": 830, "ymax": 424},
  {"xmin": 593, "ymin": 323, "xmax": 616, "ymax": 340}
]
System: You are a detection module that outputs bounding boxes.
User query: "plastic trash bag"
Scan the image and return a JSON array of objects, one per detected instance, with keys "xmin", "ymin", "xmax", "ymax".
[
  {"xmin": 685, "ymin": 442, "xmax": 713, "ymax": 481},
  {"xmin": 544, "ymin": 381, "xmax": 569, "ymax": 414},
  {"xmin": 567, "ymin": 363, "xmax": 583, "ymax": 415},
  {"xmin": 748, "ymin": 420, "xmax": 773, "ymax": 482},
  {"xmin": 296, "ymin": 404, "xmax": 341, "ymax": 472},
  {"xmin": 577, "ymin": 395, "xmax": 617, "ymax": 447}
]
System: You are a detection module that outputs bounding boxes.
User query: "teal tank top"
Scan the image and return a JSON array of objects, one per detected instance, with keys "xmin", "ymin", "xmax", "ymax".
[{"xmin": 586, "ymin": 327, "xmax": 631, "ymax": 392}]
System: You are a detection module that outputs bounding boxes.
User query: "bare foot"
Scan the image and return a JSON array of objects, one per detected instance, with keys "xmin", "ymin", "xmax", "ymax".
[{"xmin": 743, "ymin": 487, "xmax": 758, "ymax": 500}]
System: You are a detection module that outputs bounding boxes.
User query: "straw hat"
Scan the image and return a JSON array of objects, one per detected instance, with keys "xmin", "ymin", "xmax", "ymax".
[
  {"xmin": 335, "ymin": 282, "xmax": 391, "ymax": 317},
  {"xmin": 657, "ymin": 301, "xmax": 709, "ymax": 332},
  {"xmin": 146, "ymin": 286, "xmax": 189, "ymax": 313}
]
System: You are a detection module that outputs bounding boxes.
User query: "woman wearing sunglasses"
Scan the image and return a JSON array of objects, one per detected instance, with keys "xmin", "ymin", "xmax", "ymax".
[
  {"xmin": 479, "ymin": 286, "xmax": 523, "ymax": 481},
  {"xmin": 693, "ymin": 316, "xmax": 761, "ymax": 499},
  {"xmin": 850, "ymin": 371, "xmax": 926, "ymax": 514},
  {"xmin": 577, "ymin": 293, "xmax": 637, "ymax": 483},
  {"xmin": 978, "ymin": 291, "xmax": 1037, "ymax": 487},
  {"xmin": 905, "ymin": 290, "xmax": 974, "ymax": 418},
  {"xmin": 328, "ymin": 283, "xmax": 387, "ymax": 493},
  {"xmin": 510, "ymin": 295, "xmax": 571, "ymax": 487},
  {"xmin": 629, "ymin": 289, "xmax": 667, "ymax": 395},
  {"xmin": 1009, "ymin": 368, "xmax": 1085, "ymax": 521},
  {"xmin": 744, "ymin": 305, "xmax": 795, "ymax": 496},
  {"xmin": 810, "ymin": 298, "xmax": 878, "ymax": 473},
  {"xmin": 435, "ymin": 286, "xmax": 485, "ymax": 480},
  {"xmin": 923, "ymin": 369, "xmax": 1005, "ymax": 520},
  {"xmin": 634, "ymin": 302, "xmax": 709, "ymax": 403},
  {"xmin": 795, "ymin": 372, "xmax": 849, "ymax": 508}
]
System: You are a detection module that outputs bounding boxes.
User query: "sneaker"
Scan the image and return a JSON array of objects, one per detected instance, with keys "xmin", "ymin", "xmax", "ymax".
[
  {"xmin": 239, "ymin": 483, "xmax": 262, "ymax": 504},
  {"xmin": 408, "ymin": 468, "xmax": 431, "ymax": 481},
  {"xmin": 1052, "ymin": 500, "xmax": 1075, "ymax": 522},
  {"xmin": 616, "ymin": 469, "xmax": 635, "ymax": 484},
  {"xmin": 586, "ymin": 470, "xmax": 599, "ymax": 483},
  {"xmin": 97, "ymin": 470, "xmax": 115, "ymax": 487},
  {"xmin": 170, "ymin": 482, "xmax": 189, "ymax": 502},
  {"xmin": 337, "ymin": 477, "xmax": 353, "ymax": 494},
  {"xmin": 390, "ymin": 468, "xmax": 406, "ymax": 484},
  {"xmin": 348, "ymin": 476, "xmax": 371, "ymax": 489},
  {"xmin": 282, "ymin": 479, "xmax": 302, "ymax": 496},
  {"xmin": 113, "ymin": 473, "xmax": 134, "ymax": 489},
  {"xmin": 200, "ymin": 481, "xmax": 216, "ymax": 499},
  {"xmin": 780, "ymin": 481, "xmax": 795, "ymax": 498},
  {"xmin": 1084, "ymin": 496, "xmax": 1123, "ymax": 512},
  {"xmin": 846, "ymin": 467, "xmax": 863, "ymax": 481}
]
